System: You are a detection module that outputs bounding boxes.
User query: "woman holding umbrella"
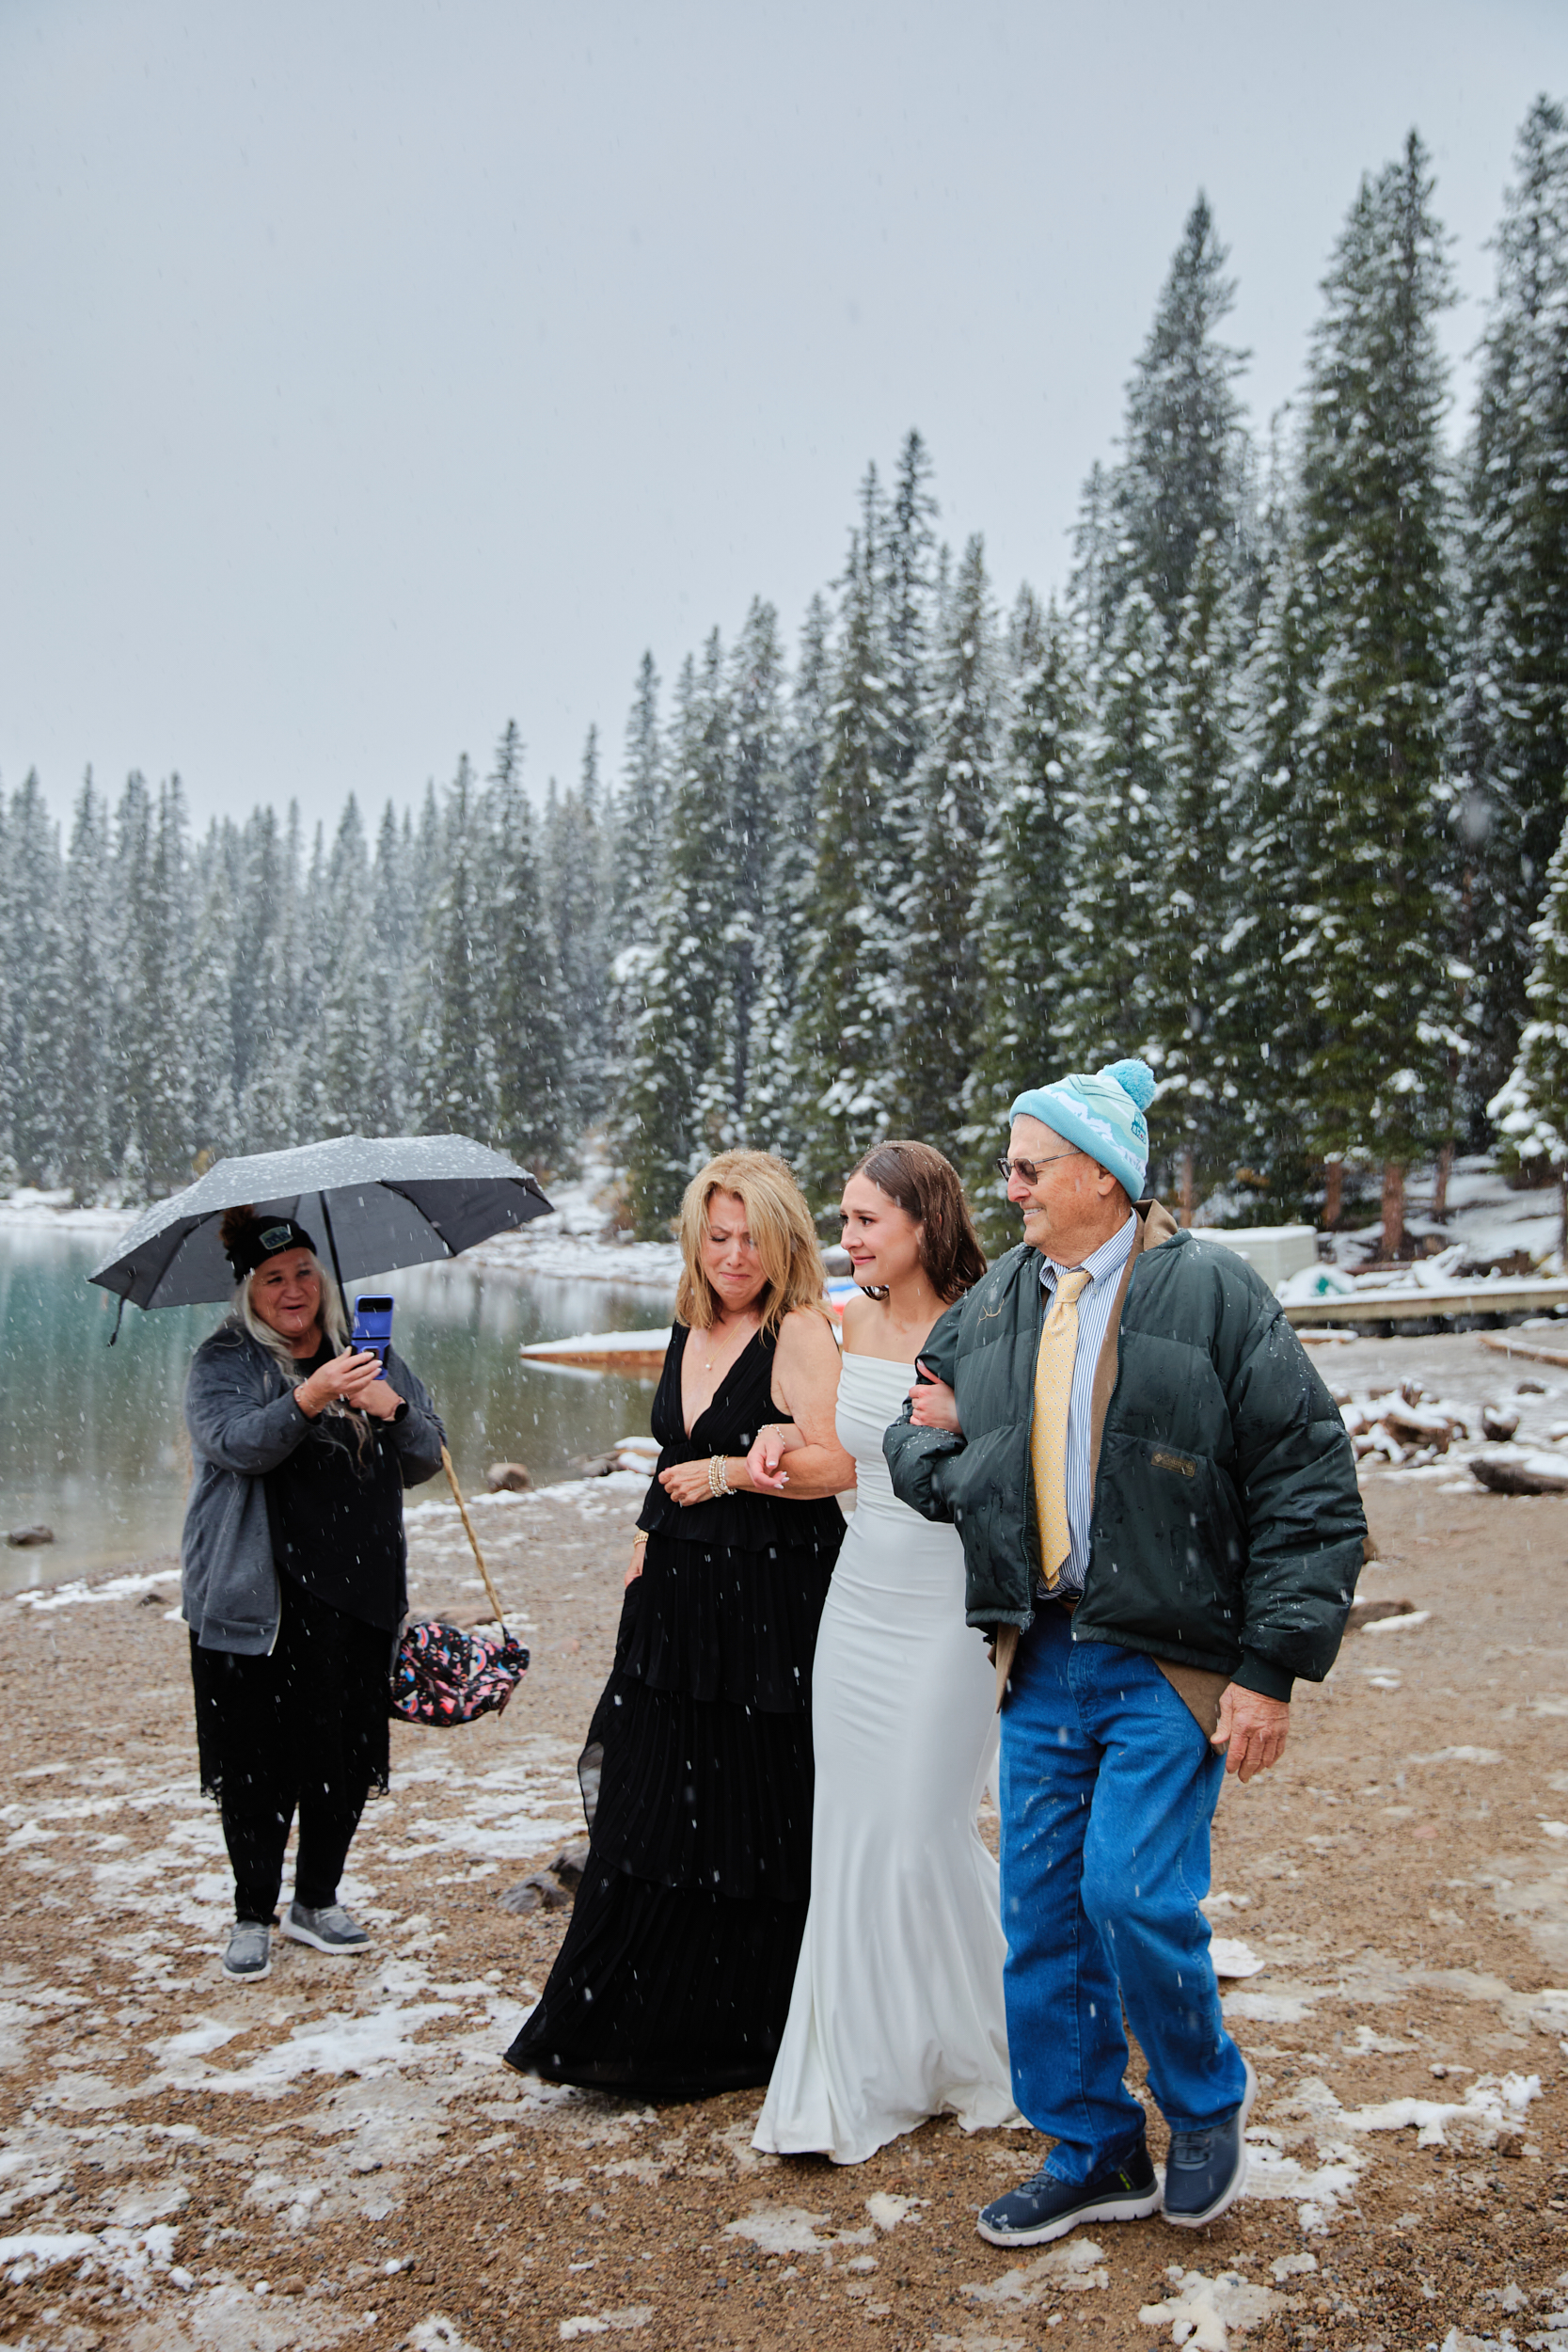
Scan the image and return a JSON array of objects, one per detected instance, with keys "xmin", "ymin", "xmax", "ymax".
[{"xmin": 182, "ymin": 1207, "xmax": 445, "ymax": 1981}]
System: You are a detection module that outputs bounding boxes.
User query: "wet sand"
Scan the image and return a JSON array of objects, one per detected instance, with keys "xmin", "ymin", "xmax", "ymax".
[{"xmin": 0, "ymin": 1451, "xmax": 1566, "ymax": 2350}]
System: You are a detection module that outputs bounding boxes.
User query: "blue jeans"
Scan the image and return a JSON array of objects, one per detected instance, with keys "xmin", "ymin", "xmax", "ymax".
[{"xmin": 998, "ymin": 1605, "xmax": 1247, "ymax": 2185}]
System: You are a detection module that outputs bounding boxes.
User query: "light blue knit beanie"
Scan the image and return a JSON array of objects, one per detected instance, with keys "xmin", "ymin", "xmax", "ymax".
[{"xmin": 1007, "ymin": 1058, "xmax": 1157, "ymax": 1200}]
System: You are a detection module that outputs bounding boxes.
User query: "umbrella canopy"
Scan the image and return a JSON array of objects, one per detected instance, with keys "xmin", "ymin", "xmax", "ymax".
[{"xmin": 87, "ymin": 1133, "xmax": 553, "ymax": 1314}]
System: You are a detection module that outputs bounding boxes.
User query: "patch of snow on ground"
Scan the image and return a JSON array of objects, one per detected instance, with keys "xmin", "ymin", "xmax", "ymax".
[
  {"xmin": 963, "ymin": 2238, "xmax": 1109, "ymax": 2303},
  {"xmin": 1139, "ymin": 2265, "xmax": 1287, "ymax": 2347}
]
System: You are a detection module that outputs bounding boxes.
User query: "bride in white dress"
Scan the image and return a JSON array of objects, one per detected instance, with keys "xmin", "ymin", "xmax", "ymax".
[{"xmin": 749, "ymin": 1142, "xmax": 1018, "ymax": 2165}]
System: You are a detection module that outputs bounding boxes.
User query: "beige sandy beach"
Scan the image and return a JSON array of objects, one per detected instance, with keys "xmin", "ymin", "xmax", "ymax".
[{"xmin": 1, "ymin": 1345, "xmax": 1567, "ymax": 2350}]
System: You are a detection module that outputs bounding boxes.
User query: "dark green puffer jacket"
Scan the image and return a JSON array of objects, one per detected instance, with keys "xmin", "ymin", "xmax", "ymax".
[{"xmin": 883, "ymin": 1201, "xmax": 1367, "ymax": 1701}]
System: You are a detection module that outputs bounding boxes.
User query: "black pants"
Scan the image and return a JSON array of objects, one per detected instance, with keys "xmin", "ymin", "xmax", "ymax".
[{"xmin": 190, "ymin": 1576, "xmax": 392, "ymax": 1923}]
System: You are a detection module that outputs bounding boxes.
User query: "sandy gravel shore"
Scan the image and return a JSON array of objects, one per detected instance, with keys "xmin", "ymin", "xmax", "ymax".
[{"xmin": 2, "ymin": 1405, "xmax": 1568, "ymax": 2351}]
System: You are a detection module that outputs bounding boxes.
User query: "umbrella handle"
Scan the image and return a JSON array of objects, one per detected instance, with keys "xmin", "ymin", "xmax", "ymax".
[{"xmin": 440, "ymin": 1445, "xmax": 509, "ymax": 1633}]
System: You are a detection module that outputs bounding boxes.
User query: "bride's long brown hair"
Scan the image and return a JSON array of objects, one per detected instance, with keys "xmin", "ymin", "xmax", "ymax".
[{"xmin": 847, "ymin": 1142, "xmax": 987, "ymax": 1305}]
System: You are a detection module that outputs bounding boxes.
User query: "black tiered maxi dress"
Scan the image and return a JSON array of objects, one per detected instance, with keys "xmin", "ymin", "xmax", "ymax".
[{"xmin": 504, "ymin": 1323, "xmax": 844, "ymax": 2097}]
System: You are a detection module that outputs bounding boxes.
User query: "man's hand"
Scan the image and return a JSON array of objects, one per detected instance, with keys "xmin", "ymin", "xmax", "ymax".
[
  {"xmin": 1211, "ymin": 1684, "xmax": 1290, "ymax": 1782},
  {"xmin": 908, "ymin": 1359, "xmax": 962, "ymax": 1434}
]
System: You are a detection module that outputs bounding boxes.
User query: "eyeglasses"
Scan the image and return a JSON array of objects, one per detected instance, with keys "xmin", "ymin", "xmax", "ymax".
[{"xmin": 993, "ymin": 1151, "xmax": 1084, "ymax": 1186}]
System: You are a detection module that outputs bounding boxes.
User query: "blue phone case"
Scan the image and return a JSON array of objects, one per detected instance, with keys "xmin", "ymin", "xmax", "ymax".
[{"xmin": 351, "ymin": 1295, "xmax": 394, "ymax": 1364}]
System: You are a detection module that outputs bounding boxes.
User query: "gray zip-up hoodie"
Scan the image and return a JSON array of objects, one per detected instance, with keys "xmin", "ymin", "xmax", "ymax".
[{"xmin": 181, "ymin": 1321, "xmax": 446, "ymax": 1654}]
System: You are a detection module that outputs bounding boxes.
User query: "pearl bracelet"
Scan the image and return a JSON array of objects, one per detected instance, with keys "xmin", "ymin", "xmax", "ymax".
[{"xmin": 708, "ymin": 1454, "xmax": 733, "ymax": 1500}]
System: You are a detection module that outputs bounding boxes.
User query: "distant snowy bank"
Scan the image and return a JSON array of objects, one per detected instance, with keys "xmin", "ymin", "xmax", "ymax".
[
  {"xmin": 0, "ymin": 1166, "xmax": 682, "ymax": 1289},
  {"xmin": 0, "ymin": 1188, "xmax": 135, "ymax": 1237}
]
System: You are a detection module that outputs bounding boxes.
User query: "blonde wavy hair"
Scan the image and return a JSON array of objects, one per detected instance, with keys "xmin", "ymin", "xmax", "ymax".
[{"xmin": 674, "ymin": 1152, "xmax": 831, "ymax": 1339}]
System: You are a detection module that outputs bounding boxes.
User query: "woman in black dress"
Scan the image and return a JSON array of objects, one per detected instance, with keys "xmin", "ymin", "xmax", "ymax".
[
  {"xmin": 182, "ymin": 1207, "xmax": 446, "ymax": 1982},
  {"xmin": 505, "ymin": 1150, "xmax": 851, "ymax": 2097}
]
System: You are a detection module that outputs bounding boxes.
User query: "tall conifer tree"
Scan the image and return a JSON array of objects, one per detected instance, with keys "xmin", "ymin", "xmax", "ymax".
[
  {"xmin": 1456, "ymin": 96, "xmax": 1568, "ymax": 1116},
  {"xmin": 1143, "ymin": 530, "xmax": 1248, "ymax": 1207},
  {"xmin": 485, "ymin": 720, "xmax": 569, "ymax": 1170},
  {"xmin": 57, "ymin": 774, "xmax": 114, "ymax": 1198},
  {"xmin": 1053, "ymin": 590, "xmax": 1167, "ymax": 1073},
  {"xmin": 1295, "ymin": 134, "xmax": 1460, "ymax": 1252},
  {"xmin": 1489, "ymin": 804, "xmax": 1568, "ymax": 1253},
  {"xmin": 1109, "ymin": 195, "xmax": 1253, "ymax": 628},
  {"xmin": 895, "ymin": 534, "xmax": 996, "ymax": 1158},
  {"xmin": 792, "ymin": 532, "xmax": 899, "ymax": 1193},
  {"xmin": 963, "ymin": 600, "xmax": 1087, "ymax": 1250}
]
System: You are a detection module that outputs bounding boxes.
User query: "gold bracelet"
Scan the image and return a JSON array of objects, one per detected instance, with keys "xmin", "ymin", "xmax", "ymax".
[{"xmin": 631, "ymin": 1530, "xmax": 649, "ymax": 1549}]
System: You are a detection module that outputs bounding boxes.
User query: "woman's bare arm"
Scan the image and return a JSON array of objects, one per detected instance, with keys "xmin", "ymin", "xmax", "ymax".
[{"xmin": 754, "ymin": 1309, "xmax": 854, "ymax": 1498}]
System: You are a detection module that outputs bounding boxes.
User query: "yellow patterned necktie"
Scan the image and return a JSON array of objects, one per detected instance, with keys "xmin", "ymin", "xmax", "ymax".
[{"xmin": 1031, "ymin": 1267, "xmax": 1092, "ymax": 1594}]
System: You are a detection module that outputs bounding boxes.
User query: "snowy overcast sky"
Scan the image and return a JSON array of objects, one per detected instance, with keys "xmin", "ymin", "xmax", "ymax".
[{"xmin": 5, "ymin": 0, "xmax": 1567, "ymax": 834}]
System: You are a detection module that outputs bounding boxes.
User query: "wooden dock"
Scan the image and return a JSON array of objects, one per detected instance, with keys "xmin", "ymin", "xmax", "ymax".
[{"xmin": 1284, "ymin": 1277, "xmax": 1568, "ymax": 1329}]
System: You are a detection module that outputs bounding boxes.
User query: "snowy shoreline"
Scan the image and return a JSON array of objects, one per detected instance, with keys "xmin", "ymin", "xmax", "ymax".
[{"xmin": 0, "ymin": 1183, "xmax": 682, "ymax": 1288}]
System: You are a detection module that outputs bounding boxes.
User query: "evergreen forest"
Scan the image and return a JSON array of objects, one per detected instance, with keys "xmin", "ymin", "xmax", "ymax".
[{"xmin": 8, "ymin": 107, "xmax": 1568, "ymax": 1253}]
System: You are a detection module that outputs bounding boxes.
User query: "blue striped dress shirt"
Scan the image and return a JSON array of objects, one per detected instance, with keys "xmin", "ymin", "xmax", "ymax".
[{"xmin": 1037, "ymin": 1212, "xmax": 1137, "ymax": 1597}]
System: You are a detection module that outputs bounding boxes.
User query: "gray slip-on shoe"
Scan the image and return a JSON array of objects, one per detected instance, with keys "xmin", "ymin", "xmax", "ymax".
[
  {"xmin": 281, "ymin": 1900, "xmax": 371, "ymax": 1955},
  {"xmin": 222, "ymin": 1918, "xmax": 272, "ymax": 1980}
]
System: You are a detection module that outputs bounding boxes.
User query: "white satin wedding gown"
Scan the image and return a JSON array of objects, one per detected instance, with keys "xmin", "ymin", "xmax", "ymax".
[{"xmin": 752, "ymin": 1352, "xmax": 1017, "ymax": 2164}]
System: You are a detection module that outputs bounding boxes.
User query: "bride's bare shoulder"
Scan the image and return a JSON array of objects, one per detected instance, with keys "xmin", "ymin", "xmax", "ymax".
[{"xmin": 839, "ymin": 1289, "xmax": 875, "ymax": 1347}]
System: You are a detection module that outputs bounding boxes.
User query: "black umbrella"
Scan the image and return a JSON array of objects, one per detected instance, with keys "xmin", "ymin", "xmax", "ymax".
[{"xmin": 87, "ymin": 1131, "xmax": 553, "ymax": 1334}]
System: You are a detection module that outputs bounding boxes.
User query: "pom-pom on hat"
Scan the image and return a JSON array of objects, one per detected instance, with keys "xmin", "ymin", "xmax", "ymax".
[
  {"xmin": 220, "ymin": 1204, "xmax": 319, "ymax": 1282},
  {"xmin": 1007, "ymin": 1058, "xmax": 1157, "ymax": 1200}
]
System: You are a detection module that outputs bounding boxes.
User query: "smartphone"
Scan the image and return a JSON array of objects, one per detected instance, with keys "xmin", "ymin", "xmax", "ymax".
[{"xmin": 351, "ymin": 1294, "xmax": 395, "ymax": 1365}]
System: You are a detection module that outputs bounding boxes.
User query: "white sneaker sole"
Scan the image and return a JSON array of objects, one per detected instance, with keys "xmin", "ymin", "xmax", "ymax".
[
  {"xmin": 281, "ymin": 1916, "xmax": 370, "ymax": 1956},
  {"xmin": 221, "ymin": 1948, "xmax": 271, "ymax": 1981},
  {"xmin": 976, "ymin": 2187, "xmax": 1161, "ymax": 2248},
  {"xmin": 1163, "ymin": 2058, "xmax": 1259, "ymax": 2230}
]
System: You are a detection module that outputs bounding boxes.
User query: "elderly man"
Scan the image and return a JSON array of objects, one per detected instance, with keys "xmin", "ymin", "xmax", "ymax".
[{"xmin": 885, "ymin": 1057, "xmax": 1365, "ymax": 2245}]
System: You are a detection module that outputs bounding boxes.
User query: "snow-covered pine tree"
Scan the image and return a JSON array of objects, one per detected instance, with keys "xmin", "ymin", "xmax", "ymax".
[
  {"xmin": 368, "ymin": 800, "xmax": 413, "ymax": 1135},
  {"xmin": 308, "ymin": 797, "xmax": 380, "ymax": 1136},
  {"xmin": 791, "ymin": 524, "xmax": 901, "ymax": 1196},
  {"xmin": 1142, "ymin": 529, "xmax": 1249, "ymax": 1211},
  {"xmin": 1225, "ymin": 483, "xmax": 1323, "ymax": 1211},
  {"xmin": 56, "ymin": 772, "xmax": 115, "ymax": 1199},
  {"xmin": 1068, "ymin": 461, "xmax": 1117, "ymax": 668},
  {"xmin": 120, "ymin": 778, "xmax": 196, "ymax": 1192},
  {"xmin": 1295, "ymin": 133, "xmax": 1461, "ymax": 1254},
  {"xmin": 1489, "ymin": 803, "xmax": 1568, "ymax": 1254},
  {"xmin": 880, "ymin": 434, "xmax": 938, "ymax": 853},
  {"xmin": 623, "ymin": 647, "xmax": 735, "ymax": 1232},
  {"xmin": 962, "ymin": 597, "xmax": 1087, "ymax": 1251},
  {"xmin": 689, "ymin": 601, "xmax": 786, "ymax": 1151},
  {"xmin": 546, "ymin": 729, "xmax": 612, "ymax": 1139},
  {"xmin": 485, "ymin": 720, "xmax": 569, "ymax": 1172},
  {"xmin": 1108, "ymin": 194, "xmax": 1254, "ymax": 628},
  {"xmin": 604, "ymin": 655, "xmax": 666, "ymax": 1102},
  {"xmin": 1455, "ymin": 95, "xmax": 1568, "ymax": 1118},
  {"xmin": 186, "ymin": 848, "xmax": 242, "ymax": 1168},
  {"xmin": 1053, "ymin": 587, "xmax": 1167, "ymax": 1075},
  {"xmin": 894, "ymin": 532, "xmax": 996, "ymax": 1160},
  {"xmin": 610, "ymin": 653, "xmax": 666, "ymax": 937},
  {"xmin": 239, "ymin": 804, "xmax": 306, "ymax": 1152},
  {"xmin": 3, "ymin": 772, "xmax": 67, "ymax": 1186},
  {"xmin": 747, "ymin": 595, "xmax": 832, "ymax": 1163},
  {"xmin": 415, "ymin": 756, "xmax": 496, "ymax": 1138}
]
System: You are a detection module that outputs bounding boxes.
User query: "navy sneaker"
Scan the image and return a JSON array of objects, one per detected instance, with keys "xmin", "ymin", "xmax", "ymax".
[
  {"xmin": 977, "ymin": 2140, "xmax": 1160, "ymax": 2248},
  {"xmin": 1163, "ymin": 2058, "xmax": 1258, "ymax": 2229}
]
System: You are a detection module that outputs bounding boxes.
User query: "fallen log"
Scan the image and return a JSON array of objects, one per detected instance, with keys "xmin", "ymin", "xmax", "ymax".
[{"xmin": 1470, "ymin": 1451, "xmax": 1568, "ymax": 1497}]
